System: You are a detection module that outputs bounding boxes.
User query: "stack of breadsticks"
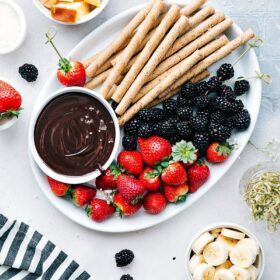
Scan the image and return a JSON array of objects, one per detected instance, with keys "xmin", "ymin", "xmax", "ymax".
[{"xmin": 83, "ymin": 0, "xmax": 255, "ymax": 125}]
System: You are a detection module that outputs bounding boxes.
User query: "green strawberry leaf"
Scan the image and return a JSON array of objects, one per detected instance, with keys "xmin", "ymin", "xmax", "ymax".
[
  {"xmin": 215, "ymin": 142, "xmax": 234, "ymax": 157},
  {"xmin": 131, "ymin": 195, "xmax": 144, "ymax": 205},
  {"xmin": 175, "ymin": 194, "xmax": 188, "ymax": 203},
  {"xmin": 85, "ymin": 204, "xmax": 92, "ymax": 217},
  {"xmin": 171, "ymin": 140, "xmax": 198, "ymax": 164},
  {"xmin": 0, "ymin": 108, "xmax": 23, "ymax": 119}
]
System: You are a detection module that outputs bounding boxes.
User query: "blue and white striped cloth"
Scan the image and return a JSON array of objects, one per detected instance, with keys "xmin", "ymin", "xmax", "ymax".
[{"xmin": 0, "ymin": 214, "xmax": 91, "ymax": 279}]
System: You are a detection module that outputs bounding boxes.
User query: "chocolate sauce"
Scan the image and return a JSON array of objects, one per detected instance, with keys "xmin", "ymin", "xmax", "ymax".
[{"xmin": 34, "ymin": 93, "xmax": 115, "ymax": 176}]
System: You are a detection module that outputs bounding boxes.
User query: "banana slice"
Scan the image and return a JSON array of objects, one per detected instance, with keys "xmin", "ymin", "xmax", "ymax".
[
  {"xmin": 216, "ymin": 235, "xmax": 239, "ymax": 251},
  {"xmin": 237, "ymin": 238, "xmax": 260, "ymax": 256},
  {"xmin": 229, "ymin": 266, "xmax": 251, "ymax": 280},
  {"xmin": 221, "ymin": 228, "xmax": 245, "ymax": 240},
  {"xmin": 210, "ymin": 228, "xmax": 222, "ymax": 238},
  {"xmin": 203, "ymin": 242, "xmax": 229, "ymax": 266},
  {"xmin": 189, "ymin": 254, "xmax": 205, "ymax": 274},
  {"xmin": 193, "ymin": 263, "xmax": 216, "ymax": 280},
  {"xmin": 230, "ymin": 245, "xmax": 256, "ymax": 268},
  {"xmin": 247, "ymin": 265, "xmax": 258, "ymax": 280},
  {"xmin": 216, "ymin": 260, "xmax": 233, "ymax": 271},
  {"xmin": 192, "ymin": 232, "xmax": 215, "ymax": 255},
  {"xmin": 214, "ymin": 269, "xmax": 235, "ymax": 280}
]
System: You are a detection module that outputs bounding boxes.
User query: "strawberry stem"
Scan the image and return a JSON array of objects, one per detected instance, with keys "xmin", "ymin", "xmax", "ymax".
[
  {"xmin": 0, "ymin": 108, "xmax": 23, "ymax": 119},
  {"xmin": 235, "ymin": 71, "xmax": 272, "ymax": 84}
]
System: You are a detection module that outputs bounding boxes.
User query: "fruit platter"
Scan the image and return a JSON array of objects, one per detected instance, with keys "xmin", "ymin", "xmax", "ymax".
[{"xmin": 28, "ymin": 0, "xmax": 262, "ymax": 233}]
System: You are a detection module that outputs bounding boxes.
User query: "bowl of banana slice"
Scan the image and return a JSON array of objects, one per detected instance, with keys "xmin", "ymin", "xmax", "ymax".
[{"xmin": 185, "ymin": 223, "xmax": 265, "ymax": 280}]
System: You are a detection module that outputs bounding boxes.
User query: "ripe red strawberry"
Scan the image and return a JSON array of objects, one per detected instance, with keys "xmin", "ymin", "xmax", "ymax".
[
  {"xmin": 47, "ymin": 176, "xmax": 70, "ymax": 196},
  {"xmin": 117, "ymin": 174, "xmax": 145, "ymax": 204},
  {"xmin": 45, "ymin": 32, "xmax": 86, "ymax": 87},
  {"xmin": 143, "ymin": 192, "xmax": 166, "ymax": 215},
  {"xmin": 161, "ymin": 162, "xmax": 187, "ymax": 185},
  {"xmin": 187, "ymin": 160, "xmax": 210, "ymax": 193},
  {"xmin": 138, "ymin": 136, "xmax": 172, "ymax": 166},
  {"xmin": 206, "ymin": 142, "xmax": 233, "ymax": 163},
  {"xmin": 70, "ymin": 185, "xmax": 96, "ymax": 207},
  {"xmin": 0, "ymin": 80, "xmax": 22, "ymax": 118},
  {"xmin": 139, "ymin": 167, "xmax": 161, "ymax": 192},
  {"xmin": 113, "ymin": 192, "xmax": 142, "ymax": 217},
  {"xmin": 163, "ymin": 183, "xmax": 189, "ymax": 203},
  {"xmin": 86, "ymin": 199, "xmax": 115, "ymax": 222},
  {"xmin": 117, "ymin": 150, "xmax": 143, "ymax": 176},
  {"xmin": 96, "ymin": 168, "xmax": 118, "ymax": 190}
]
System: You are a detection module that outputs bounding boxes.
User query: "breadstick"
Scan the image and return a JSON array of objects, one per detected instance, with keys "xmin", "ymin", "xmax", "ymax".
[
  {"xmin": 191, "ymin": 69, "xmax": 210, "ymax": 83},
  {"xmin": 111, "ymin": 5, "xmax": 180, "ymax": 105},
  {"xmin": 158, "ymin": 29, "xmax": 255, "ymax": 99},
  {"xmin": 180, "ymin": 0, "xmax": 207, "ymax": 16},
  {"xmin": 100, "ymin": 0, "xmax": 165, "ymax": 99},
  {"xmin": 134, "ymin": 35, "xmax": 229, "ymax": 103},
  {"xmin": 108, "ymin": 84, "xmax": 118, "ymax": 97},
  {"xmin": 114, "ymin": 16, "xmax": 190, "ymax": 113},
  {"xmin": 147, "ymin": 16, "xmax": 233, "ymax": 82},
  {"xmin": 85, "ymin": 69, "xmax": 110, "ymax": 89},
  {"xmin": 86, "ymin": 0, "xmax": 157, "ymax": 78},
  {"xmin": 118, "ymin": 50, "xmax": 202, "ymax": 125}
]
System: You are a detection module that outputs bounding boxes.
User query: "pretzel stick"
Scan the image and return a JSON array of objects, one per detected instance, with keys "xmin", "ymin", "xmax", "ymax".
[
  {"xmin": 134, "ymin": 35, "xmax": 229, "ymax": 103},
  {"xmin": 100, "ymin": 0, "xmax": 165, "ymax": 99},
  {"xmin": 114, "ymin": 16, "xmax": 189, "ymax": 113},
  {"xmin": 158, "ymin": 29, "xmax": 255, "ymax": 99},
  {"xmin": 86, "ymin": 0, "xmax": 158, "ymax": 78}
]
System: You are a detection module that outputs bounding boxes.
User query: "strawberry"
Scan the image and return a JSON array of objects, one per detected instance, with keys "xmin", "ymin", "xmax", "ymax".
[
  {"xmin": 163, "ymin": 183, "xmax": 189, "ymax": 203},
  {"xmin": 47, "ymin": 176, "xmax": 70, "ymax": 197},
  {"xmin": 138, "ymin": 136, "xmax": 172, "ymax": 166},
  {"xmin": 206, "ymin": 142, "xmax": 233, "ymax": 163},
  {"xmin": 161, "ymin": 162, "xmax": 187, "ymax": 185},
  {"xmin": 187, "ymin": 160, "xmax": 210, "ymax": 193},
  {"xmin": 117, "ymin": 150, "xmax": 143, "ymax": 176},
  {"xmin": 117, "ymin": 174, "xmax": 145, "ymax": 204},
  {"xmin": 45, "ymin": 31, "xmax": 86, "ymax": 87},
  {"xmin": 70, "ymin": 185, "xmax": 96, "ymax": 207},
  {"xmin": 96, "ymin": 168, "xmax": 118, "ymax": 190},
  {"xmin": 0, "ymin": 80, "xmax": 22, "ymax": 119},
  {"xmin": 86, "ymin": 199, "xmax": 115, "ymax": 222},
  {"xmin": 143, "ymin": 192, "xmax": 166, "ymax": 215},
  {"xmin": 171, "ymin": 140, "xmax": 198, "ymax": 167},
  {"xmin": 113, "ymin": 192, "xmax": 142, "ymax": 217},
  {"xmin": 139, "ymin": 167, "xmax": 161, "ymax": 192}
]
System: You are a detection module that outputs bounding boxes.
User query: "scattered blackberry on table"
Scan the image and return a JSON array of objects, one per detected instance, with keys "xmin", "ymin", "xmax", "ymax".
[
  {"xmin": 180, "ymin": 81, "xmax": 197, "ymax": 99},
  {"xmin": 18, "ymin": 63, "xmax": 38, "ymax": 82},
  {"xmin": 163, "ymin": 98, "xmax": 177, "ymax": 116},
  {"xmin": 218, "ymin": 85, "xmax": 236, "ymax": 100},
  {"xmin": 217, "ymin": 63, "xmax": 234, "ymax": 81},
  {"xmin": 122, "ymin": 135, "xmax": 137, "ymax": 151},
  {"xmin": 138, "ymin": 123, "xmax": 153, "ymax": 138},
  {"xmin": 207, "ymin": 76, "xmax": 222, "ymax": 92},
  {"xmin": 138, "ymin": 108, "xmax": 153, "ymax": 122},
  {"xmin": 124, "ymin": 118, "xmax": 141, "ymax": 135},
  {"xmin": 111, "ymin": 100, "xmax": 119, "ymax": 111},
  {"xmin": 209, "ymin": 124, "xmax": 231, "ymax": 142},
  {"xmin": 190, "ymin": 115, "xmax": 209, "ymax": 132},
  {"xmin": 120, "ymin": 275, "xmax": 133, "ymax": 280},
  {"xmin": 195, "ymin": 95, "xmax": 210, "ymax": 109},
  {"xmin": 234, "ymin": 79, "xmax": 250, "ymax": 96},
  {"xmin": 177, "ymin": 93, "xmax": 194, "ymax": 107},
  {"xmin": 150, "ymin": 108, "xmax": 164, "ymax": 121},
  {"xmin": 233, "ymin": 109, "xmax": 251, "ymax": 130},
  {"xmin": 192, "ymin": 132, "xmax": 209, "ymax": 155},
  {"xmin": 177, "ymin": 121, "xmax": 193, "ymax": 139},
  {"xmin": 115, "ymin": 249, "xmax": 134, "ymax": 267},
  {"xmin": 177, "ymin": 106, "xmax": 193, "ymax": 120},
  {"xmin": 196, "ymin": 81, "xmax": 209, "ymax": 95}
]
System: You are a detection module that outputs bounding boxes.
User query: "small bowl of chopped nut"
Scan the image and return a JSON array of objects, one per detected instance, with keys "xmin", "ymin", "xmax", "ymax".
[{"xmin": 239, "ymin": 161, "xmax": 280, "ymax": 231}]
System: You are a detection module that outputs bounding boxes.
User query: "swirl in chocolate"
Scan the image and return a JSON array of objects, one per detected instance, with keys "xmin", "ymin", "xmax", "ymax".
[{"xmin": 35, "ymin": 93, "xmax": 115, "ymax": 176}]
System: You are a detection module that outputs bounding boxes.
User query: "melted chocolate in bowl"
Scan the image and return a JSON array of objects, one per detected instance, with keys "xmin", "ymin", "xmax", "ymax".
[{"xmin": 34, "ymin": 93, "xmax": 115, "ymax": 176}]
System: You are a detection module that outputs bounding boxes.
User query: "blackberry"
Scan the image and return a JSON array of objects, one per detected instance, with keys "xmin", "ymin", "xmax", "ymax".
[
  {"xmin": 192, "ymin": 132, "xmax": 209, "ymax": 155},
  {"xmin": 115, "ymin": 249, "xmax": 134, "ymax": 267},
  {"xmin": 218, "ymin": 85, "xmax": 236, "ymax": 100},
  {"xmin": 160, "ymin": 120, "xmax": 177, "ymax": 138},
  {"xmin": 169, "ymin": 135, "xmax": 182, "ymax": 145},
  {"xmin": 18, "ymin": 63, "xmax": 38, "ymax": 82},
  {"xmin": 209, "ymin": 124, "xmax": 231, "ymax": 142},
  {"xmin": 138, "ymin": 108, "xmax": 153, "ymax": 122},
  {"xmin": 122, "ymin": 135, "xmax": 137, "ymax": 151},
  {"xmin": 230, "ymin": 99, "xmax": 244, "ymax": 114},
  {"xmin": 196, "ymin": 109, "xmax": 211, "ymax": 119},
  {"xmin": 167, "ymin": 116, "xmax": 179, "ymax": 124},
  {"xmin": 111, "ymin": 101, "xmax": 119, "ymax": 111},
  {"xmin": 224, "ymin": 117, "xmax": 236, "ymax": 130},
  {"xmin": 180, "ymin": 81, "xmax": 197, "ymax": 99},
  {"xmin": 207, "ymin": 76, "xmax": 222, "ymax": 92},
  {"xmin": 210, "ymin": 111, "xmax": 227, "ymax": 124},
  {"xmin": 195, "ymin": 81, "xmax": 209, "ymax": 95},
  {"xmin": 190, "ymin": 115, "xmax": 209, "ymax": 132},
  {"xmin": 120, "ymin": 275, "xmax": 134, "ymax": 280},
  {"xmin": 124, "ymin": 118, "xmax": 141, "ymax": 135},
  {"xmin": 177, "ymin": 121, "xmax": 193, "ymax": 139},
  {"xmin": 163, "ymin": 99, "xmax": 177, "ymax": 116},
  {"xmin": 212, "ymin": 96, "xmax": 233, "ymax": 112},
  {"xmin": 177, "ymin": 106, "xmax": 193, "ymax": 120},
  {"xmin": 195, "ymin": 95, "xmax": 210, "ymax": 109},
  {"xmin": 233, "ymin": 109, "xmax": 251, "ymax": 130},
  {"xmin": 150, "ymin": 108, "xmax": 164, "ymax": 121},
  {"xmin": 138, "ymin": 123, "xmax": 153, "ymax": 138},
  {"xmin": 234, "ymin": 79, "xmax": 250, "ymax": 96},
  {"xmin": 177, "ymin": 93, "xmax": 194, "ymax": 107},
  {"xmin": 217, "ymin": 63, "xmax": 234, "ymax": 81}
]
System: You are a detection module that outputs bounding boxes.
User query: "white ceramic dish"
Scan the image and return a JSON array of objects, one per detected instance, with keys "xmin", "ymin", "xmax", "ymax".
[
  {"xmin": 0, "ymin": 0, "xmax": 27, "ymax": 55},
  {"xmin": 28, "ymin": 0, "xmax": 262, "ymax": 232},
  {"xmin": 185, "ymin": 222, "xmax": 265, "ymax": 279},
  {"xmin": 29, "ymin": 87, "xmax": 120, "ymax": 185},
  {"xmin": 33, "ymin": 0, "xmax": 110, "ymax": 25}
]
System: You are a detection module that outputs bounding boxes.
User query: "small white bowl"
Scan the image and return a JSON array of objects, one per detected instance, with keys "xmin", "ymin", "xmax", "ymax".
[
  {"xmin": 0, "ymin": 0, "xmax": 27, "ymax": 55},
  {"xmin": 185, "ymin": 222, "xmax": 265, "ymax": 280},
  {"xmin": 32, "ymin": 0, "xmax": 110, "ymax": 26},
  {"xmin": 29, "ymin": 86, "xmax": 120, "ymax": 184}
]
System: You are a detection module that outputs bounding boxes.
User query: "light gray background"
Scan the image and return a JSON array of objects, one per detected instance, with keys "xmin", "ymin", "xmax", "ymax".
[{"xmin": 0, "ymin": 0, "xmax": 279, "ymax": 279}]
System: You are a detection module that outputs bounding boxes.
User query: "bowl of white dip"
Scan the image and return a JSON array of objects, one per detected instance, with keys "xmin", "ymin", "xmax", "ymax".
[{"xmin": 0, "ymin": 0, "xmax": 27, "ymax": 55}]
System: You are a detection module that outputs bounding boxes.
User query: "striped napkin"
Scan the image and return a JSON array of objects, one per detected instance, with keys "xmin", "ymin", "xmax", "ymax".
[{"xmin": 0, "ymin": 214, "xmax": 91, "ymax": 279}]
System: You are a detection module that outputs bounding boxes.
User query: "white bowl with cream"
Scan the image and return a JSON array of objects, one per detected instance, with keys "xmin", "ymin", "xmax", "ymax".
[{"xmin": 0, "ymin": 0, "xmax": 27, "ymax": 55}]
